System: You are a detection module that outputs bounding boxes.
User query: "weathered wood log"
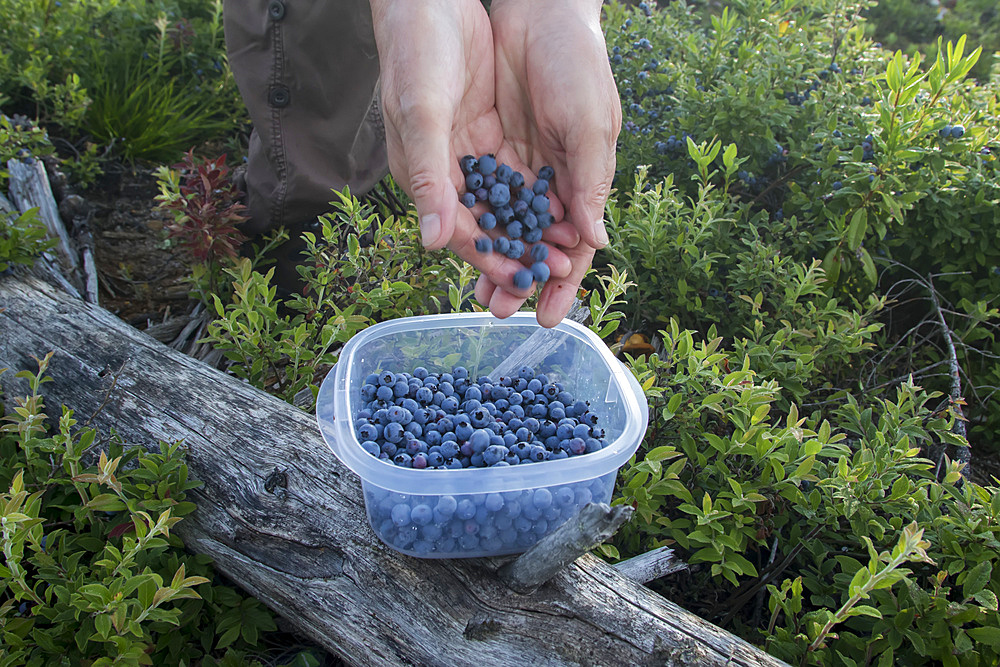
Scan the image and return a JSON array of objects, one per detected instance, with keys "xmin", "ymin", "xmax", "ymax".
[
  {"xmin": 0, "ymin": 273, "xmax": 788, "ymax": 667},
  {"xmin": 7, "ymin": 158, "xmax": 79, "ymax": 276},
  {"xmin": 614, "ymin": 546, "xmax": 688, "ymax": 585}
]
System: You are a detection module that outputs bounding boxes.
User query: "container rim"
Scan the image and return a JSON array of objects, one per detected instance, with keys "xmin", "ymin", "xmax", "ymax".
[{"xmin": 316, "ymin": 312, "xmax": 648, "ymax": 495}]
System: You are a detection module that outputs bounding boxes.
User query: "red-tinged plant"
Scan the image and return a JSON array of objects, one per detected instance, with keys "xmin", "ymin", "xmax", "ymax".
[{"xmin": 157, "ymin": 149, "xmax": 248, "ymax": 264}]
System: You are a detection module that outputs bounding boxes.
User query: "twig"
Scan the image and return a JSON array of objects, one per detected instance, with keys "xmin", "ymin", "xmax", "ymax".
[
  {"xmin": 925, "ymin": 273, "xmax": 971, "ymax": 474},
  {"xmin": 752, "ymin": 538, "xmax": 781, "ymax": 629},
  {"xmin": 613, "ymin": 545, "xmax": 688, "ymax": 584},
  {"xmin": 499, "ymin": 502, "xmax": 634, "ymax": 594},
  {"xmin": 715, "ymin": 524, "xmax": 823, "ymax": 626}
]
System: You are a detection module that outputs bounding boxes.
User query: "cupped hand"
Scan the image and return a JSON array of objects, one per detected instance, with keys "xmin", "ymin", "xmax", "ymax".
[
  {"xmin": 370, "ymin": 0, "xmax": 578, "ymax": 319},
  {"xmin": 486, "ymin": 0, "xmax": 622, "ymax": 327}
]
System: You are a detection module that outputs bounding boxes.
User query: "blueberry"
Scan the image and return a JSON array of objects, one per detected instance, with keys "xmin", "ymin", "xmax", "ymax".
[
  {"xmin": 460, "ymin": 155, "xmax": 478, "ymax": 175},
  {"xmin": 456, "ymin": 498, "xmax": 477, "ymax": 520},
  {"xmin": 466, "ymin": 172, "xmax": 484, "ymax": 190},
  {"xmin": 494, "ymin": 236, "xmax": 511, "ymax": 255},
  {"xmin": 474, "ymin": 187, "xmax": 488, "ymax": 202},
  {"xmin": 460, "ymin": 192, "xmax": 476, "ymax": 208},
  {"xmin": 495, "ymin": 164, "xmax": 513, "ymax": 183},
  {"xmin": 535, "ymin": 212, "xmax": 554, "ymax": 229},
  {"xmin": 531, "ymin": 262, "xmax": 550, "ymax": 283},
  {"xmin": 530, "ymin": 244, "xmax": 549, "ymax": 263},
  {"xmin": 951, "ymin": 125, "xmax": 965, "ymax": 138},
  {"xmin": 488, "ymin": 183, "xmax": 511, "ymax": 208},
  {"xmin": 474, "ymin": 237, "xmax": 492, "ymax": 254},
  {"xmin": 506, "ymin": 220, "xmax": 523, "ymax": 239},
  {"xmin": 506, "ymin": 239, "xmax": 525, "ymax": 260},
  {"xmin": 496, "ymin": 206, "xmax": 515, "ymax": 224},
  {"xmin": 531, "ymin": 195, "xmax": 550, "ymax": 213},
  {"xmin": 477, "ymin": 211, "xmax": 497, "ymax": 231},
  {"xmin": 523, "ymin": 227, "xmax": 543, "ymax": 243},
  {"xmin": 532, "ymin": 179, "xmax": 549, "ymax": 196},
  {"xmin": 510, "ymin": 171, "xmax": 525, "ymax": 189},
  {"xmin": 832, "ymin": 181, "xmax": 843, "ymax": 190},
  {"xmin": 538, "ymin": 165, "xmax": 555, "ymax": 181},
  {"xmin": 477, "ymin": 154, "xmax": 498, "ymax": 175},
  {"xmin": 391, "ymin": 503, "xmax": 412, "ymax": 527}
]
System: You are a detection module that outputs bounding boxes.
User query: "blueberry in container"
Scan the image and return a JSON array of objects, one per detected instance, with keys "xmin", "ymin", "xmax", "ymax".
[{"xmin": 316, "ymin": 312, "xmax": 648, "ymax": 559}]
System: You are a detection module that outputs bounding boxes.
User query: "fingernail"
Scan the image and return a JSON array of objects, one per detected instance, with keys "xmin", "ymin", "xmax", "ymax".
[
  {"xmin": 421, "ymin": 214, "xmax": 441, "ymax": 248},
  {"xmin": 593, "ymin": 219, "xmax": 609, "ymax": 247}
]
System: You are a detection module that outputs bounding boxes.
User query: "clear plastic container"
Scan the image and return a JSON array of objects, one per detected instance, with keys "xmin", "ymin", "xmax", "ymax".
[{"xmin": 316, "ymin": 312, "xmax": 648, "ymax": 558}]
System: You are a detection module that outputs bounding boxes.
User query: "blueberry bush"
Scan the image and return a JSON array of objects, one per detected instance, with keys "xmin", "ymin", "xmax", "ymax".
[
  {"xmin": 864, "ymin": 0, "xmax": 1000, "ymax": 83},
  {"xmin": 593, "ymin": 1, "xmax": 1000, "ymax": 664}
]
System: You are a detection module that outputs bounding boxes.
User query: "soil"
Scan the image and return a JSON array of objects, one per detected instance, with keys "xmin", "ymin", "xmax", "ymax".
[{"xmin": 84, "ymin": 163, "xmax": 199, "ymax": 328}]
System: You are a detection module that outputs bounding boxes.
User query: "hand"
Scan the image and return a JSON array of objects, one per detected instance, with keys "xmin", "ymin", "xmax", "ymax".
[
  {"xmin": 484, "ymin": 0, "xmax": 622, "ymax": 328},
  {"xmin": 370, "ymin": 0, "xmax": 579, "ymax": 321}
]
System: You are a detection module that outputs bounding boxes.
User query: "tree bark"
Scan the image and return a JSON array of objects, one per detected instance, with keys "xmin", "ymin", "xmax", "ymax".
[{"xmin": 0, "ymin": 272, "xmax": 788, "ymax": 667}]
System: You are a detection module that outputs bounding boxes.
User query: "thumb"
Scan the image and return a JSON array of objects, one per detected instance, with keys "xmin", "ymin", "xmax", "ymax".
[
  {"xmin": 565, "ymin": 141, "xmax": 616, "ymax": 251},
  {"xmin": 401, "ymin": 110, "xmax": 458, "ymax": 251}
]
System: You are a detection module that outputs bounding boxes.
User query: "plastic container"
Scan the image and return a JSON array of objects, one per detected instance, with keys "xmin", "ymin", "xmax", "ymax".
[{"xmin": 316, "ymin": 312, "xmax": 648, "ymax": 558}]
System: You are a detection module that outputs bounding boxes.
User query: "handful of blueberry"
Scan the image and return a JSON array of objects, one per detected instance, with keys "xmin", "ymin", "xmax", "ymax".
[
  {"xmin": 458, "ymin": 155, "xmax": 556, "ymax": 290},
  {"xmin": 354, "ymin": 364, "xmax": 609, "ymax": 470}
]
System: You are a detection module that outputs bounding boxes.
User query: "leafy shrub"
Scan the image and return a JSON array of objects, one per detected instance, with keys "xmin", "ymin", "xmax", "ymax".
[
  {"xmin": 0, "ymin": 207, "xmax": 52, "ymax": 274},
  {"xmin": 865, "ymin": 0, "xmax": 1000, "ymax": 82},
  {"xmin": 596, "ymin": 2, "xmax": 1000, "ymax": 664},
  {"xmin": 155, "ymin": 149, "xmax": 250, "ymax": 302},
  {"xmin": 202, "ymin": 189, "xmax": 458, "ymax": 408},
  {"xmin": 0, "ymin": 0, "xmax": 243, "ymax": 161},
  {"xmin": 610, "ymin": 321, "xmax": 998, "ymax": 665},
  {"xmin": 0, "ymin": 354, "xmax": 292, "ymax": 665},
  {"xmin": 599, "ymin": 0, "xmax": 1000, "ymax": 449}
]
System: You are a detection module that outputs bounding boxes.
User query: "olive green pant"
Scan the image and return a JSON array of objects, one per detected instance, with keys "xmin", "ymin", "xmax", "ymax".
[{"xmin": 224, "ymin": 0, "xmax": 389, "ymax": 236}]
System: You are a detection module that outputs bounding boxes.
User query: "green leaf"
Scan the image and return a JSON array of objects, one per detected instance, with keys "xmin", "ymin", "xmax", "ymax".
[
  {"xmin": 962, "ymin": 560, "xmax": 991, "ymax": 600},
  {"xmin": 847, "ymin": 209, "xmax": 867, "ymax": 252},
  {"xmin": 94, "ymin": 613, "xmax": 112, "ymax": 639},
  {"xmin": 967, "ymin": 626, "xmax": 1000, "ymax": 649},
  {"xmin": 84, "ymin": 494, "xmax": 127, "ymax": 513},
  {"xmin": 859, "ymin": 247, "xmax": 877, "ymax": 287},
  {"xmin": 847, "ymin": 605, "xmax": 883, "ymax": 619},
  {"xmin": 823, "ymin": 246, "xmax": 841, "ymax": 285}
]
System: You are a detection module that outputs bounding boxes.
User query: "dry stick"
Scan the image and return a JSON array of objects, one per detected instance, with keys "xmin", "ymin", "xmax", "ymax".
[
  {"xmin": 716, "ymin": 525, "xmax": 824, "ymax": 627},
  {"xmin": 499, "ymin": 502, "xmax": 634, "ymax": 594},
  {"xmin": 925, "ymin": 274, "xmax": 971, "ymax": 475},
  {"xmin": 613, "ymin": 545, "xmax": 688, "ymax": 584},
  {"xmin": 752, "ymin": 538, "xmax": 781, "ymax": 630}
]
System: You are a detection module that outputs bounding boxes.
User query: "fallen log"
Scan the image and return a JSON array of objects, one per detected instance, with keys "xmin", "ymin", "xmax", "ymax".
[{"xmin": 0, "ymin": 272, "xmax": 788, "ymax": 667}]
